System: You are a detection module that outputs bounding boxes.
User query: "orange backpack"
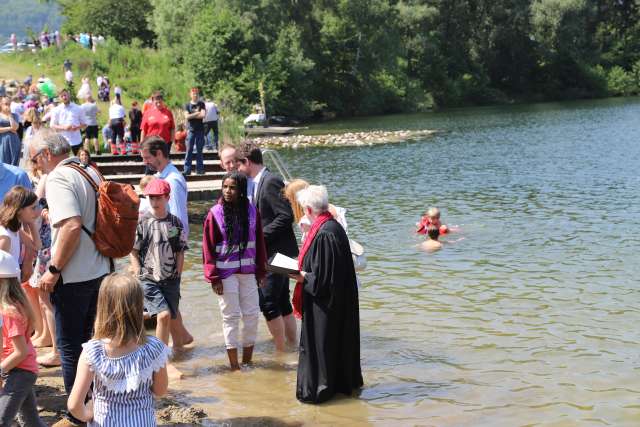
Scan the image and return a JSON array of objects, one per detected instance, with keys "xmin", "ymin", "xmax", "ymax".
[{"xmin": 66, "ymin": 163, "xmax": 140, "ymax": 259}]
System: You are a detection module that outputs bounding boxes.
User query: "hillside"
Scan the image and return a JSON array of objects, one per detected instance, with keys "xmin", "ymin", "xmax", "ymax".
[{"xmin": 0, "ymin": 0, "xmax": 63, "ymax": 40}]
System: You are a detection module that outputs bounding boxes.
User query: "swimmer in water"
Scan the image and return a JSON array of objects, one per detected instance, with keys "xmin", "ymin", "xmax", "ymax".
[
  {"xmin": 416, "ymin": 207, "xmax": 449, "ymax": 235},
  {"xmin": 420, "ymin": 226, "xmax": 442, "ymax": 252}
]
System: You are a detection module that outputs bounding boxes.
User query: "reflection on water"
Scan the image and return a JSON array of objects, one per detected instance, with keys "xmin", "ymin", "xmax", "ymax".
[{"xmin": 174, "ymin": 98, "xmax": 640, "ymax": 426}]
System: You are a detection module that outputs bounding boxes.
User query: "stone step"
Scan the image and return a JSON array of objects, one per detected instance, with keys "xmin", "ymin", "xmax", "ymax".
[
  {"xmin": 96, "ymin": 159, "xmax": 223, "ymax": 175},
  {"xmin": 136, "ymin": 179, "xmax": 222, "ymax": 202},
  {"xmin": 92, "ymin": 151, "xmax": 219, "ymax": 164},
  {"xmin": 106, "ymin": 171, "xmax": 227, "ymax": 185}
]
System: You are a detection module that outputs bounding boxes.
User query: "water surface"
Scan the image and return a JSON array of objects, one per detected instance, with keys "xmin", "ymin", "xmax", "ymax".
[{"xmin": 176, "ymin": 98, "xmax": 640, "ymax": 426}]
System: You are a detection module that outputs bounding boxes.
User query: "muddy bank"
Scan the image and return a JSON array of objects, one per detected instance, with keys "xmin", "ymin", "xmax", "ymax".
[
  {"xmin": 253, "ymin": 129, "xmax": 438, "ymax": 148},
  {"xmin": 35, "ymin": 349, "xmax": 207, "ymax": 426}
]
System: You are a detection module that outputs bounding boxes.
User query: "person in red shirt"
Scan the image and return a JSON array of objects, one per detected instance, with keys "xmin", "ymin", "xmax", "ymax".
[
  {"xmin": 174, "ymin": 124, "xmax": 187, "ymax": 152},
  {"xmin": 140, "ymin": 91, "xmax": 175, "ymax": 152}
]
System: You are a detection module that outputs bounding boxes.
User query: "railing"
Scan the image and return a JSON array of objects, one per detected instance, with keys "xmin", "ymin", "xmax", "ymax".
[{"xmin": 262, "ymin": 149, "xmax": 293, "ymax": 183}]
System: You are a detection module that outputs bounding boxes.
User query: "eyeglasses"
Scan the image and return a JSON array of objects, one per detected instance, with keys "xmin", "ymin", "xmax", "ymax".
[{"xmin": 30, "ymin": 150, "xmax": 43, "ymax": 163}]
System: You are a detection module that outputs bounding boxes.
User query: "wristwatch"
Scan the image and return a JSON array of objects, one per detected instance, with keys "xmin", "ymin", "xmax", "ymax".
[{"xmin": 48, "ymin": 265, "xmax": 61, "ymax": 275}]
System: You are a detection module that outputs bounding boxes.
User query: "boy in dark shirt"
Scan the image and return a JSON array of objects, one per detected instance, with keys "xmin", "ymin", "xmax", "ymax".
[{"xmin": 183, "ymin": 87, "xmax": 206, "ymax": 176}]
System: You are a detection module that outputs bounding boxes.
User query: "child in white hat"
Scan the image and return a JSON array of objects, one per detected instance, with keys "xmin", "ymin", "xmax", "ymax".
[{"xmin": 0, "ymin": 249, "xmax": 46, "ymax": 426}]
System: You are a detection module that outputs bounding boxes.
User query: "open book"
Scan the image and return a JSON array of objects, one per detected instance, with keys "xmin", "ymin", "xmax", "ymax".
[{"xmin": 267, "ymin": 253, "xmax": 299, "ymax": 275}]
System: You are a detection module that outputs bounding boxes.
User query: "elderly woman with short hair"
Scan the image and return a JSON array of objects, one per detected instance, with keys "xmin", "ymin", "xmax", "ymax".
[{"xmin": 290, "ymin": 185, "xmax": 363, "ymax": 404}]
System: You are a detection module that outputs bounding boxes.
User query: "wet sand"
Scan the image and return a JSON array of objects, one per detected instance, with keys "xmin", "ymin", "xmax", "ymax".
[{"xmin": 34, "ymin": 348, "xmax": 207, "ymax": 426}]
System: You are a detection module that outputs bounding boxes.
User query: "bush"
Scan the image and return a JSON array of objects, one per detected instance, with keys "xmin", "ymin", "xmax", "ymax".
[{"xmin": 607, "ymin": 66, "xmax": 636, "ymax": 96}]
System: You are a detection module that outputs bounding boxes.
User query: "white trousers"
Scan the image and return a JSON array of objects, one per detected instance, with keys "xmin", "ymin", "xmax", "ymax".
[{"xmin": 218, "ymin": 274, "xmax": 260, "ymax": 349}]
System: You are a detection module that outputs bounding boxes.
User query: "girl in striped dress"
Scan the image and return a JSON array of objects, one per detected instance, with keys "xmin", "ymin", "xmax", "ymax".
[
  {"xmin": 203, "ymin": 171, "xmax": 267, "ymax": 370},
  {"xmin": 68, "ymin": 273, "xmax": 170, "ymax": 426}
]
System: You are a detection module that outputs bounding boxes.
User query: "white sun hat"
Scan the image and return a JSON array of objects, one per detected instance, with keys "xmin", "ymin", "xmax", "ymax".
[{"xmin": 0, "ymin": 250, "xmax": 20, "ymax": 279}]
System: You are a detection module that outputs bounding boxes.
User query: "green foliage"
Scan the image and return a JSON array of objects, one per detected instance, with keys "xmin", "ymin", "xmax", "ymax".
[
  {"xmin": 16, "ymin": 0, "xmax": 640, "ymax": 120},
  {"xmin": 58, "ymin": 0, "xmax": 155, "ymax": 46},
  {"xmin": 607, "ymin": 66, "xmax": 637, "ymax": 96},
  {"xmin": 148, "ymin": 0, "xmax": 206, "ymax": 51}
]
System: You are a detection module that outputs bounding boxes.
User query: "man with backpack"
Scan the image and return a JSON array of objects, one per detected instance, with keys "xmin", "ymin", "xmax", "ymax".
[{"xmin": 30, "ymin": 131, "xmax": 135, "ymax": 427}]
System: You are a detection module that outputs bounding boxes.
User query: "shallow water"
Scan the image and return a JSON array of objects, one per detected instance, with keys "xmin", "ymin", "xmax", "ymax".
[{"xmin": 174, "ymin": 97, "xmax": 640, "ymax": 426}]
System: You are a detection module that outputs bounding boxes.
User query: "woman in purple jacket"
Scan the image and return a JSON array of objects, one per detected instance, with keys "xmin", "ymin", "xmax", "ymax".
[{"xmin": 202, "ymin": 171, "xmax": 267, "ymax": 370}]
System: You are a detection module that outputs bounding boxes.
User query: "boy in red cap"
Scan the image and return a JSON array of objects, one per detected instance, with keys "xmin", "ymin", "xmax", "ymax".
[{"xmin": 130, "ymin": 178, "xmax": 187, "ymax": 379}]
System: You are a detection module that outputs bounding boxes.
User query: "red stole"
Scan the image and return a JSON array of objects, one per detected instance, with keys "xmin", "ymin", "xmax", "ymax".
[{"xmin": 292, "ymin": 211, "xmax": 333, "ymax": 319}]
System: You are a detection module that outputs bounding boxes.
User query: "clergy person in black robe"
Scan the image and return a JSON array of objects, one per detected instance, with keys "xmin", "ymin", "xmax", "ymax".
[{"xmin": 290, "ymin": 185, "xmax": 363, "ymax": 404}]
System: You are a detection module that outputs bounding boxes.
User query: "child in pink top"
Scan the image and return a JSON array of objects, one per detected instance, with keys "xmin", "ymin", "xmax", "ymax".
[{"xmin": 0, "ymin": 249, "xmax": 45, "ymax": 426}]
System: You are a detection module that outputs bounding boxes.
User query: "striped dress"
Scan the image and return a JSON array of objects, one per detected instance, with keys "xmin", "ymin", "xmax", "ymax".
[{"xmin": 82, "ymin": 336, "xmax": 171, "ymax": 427}]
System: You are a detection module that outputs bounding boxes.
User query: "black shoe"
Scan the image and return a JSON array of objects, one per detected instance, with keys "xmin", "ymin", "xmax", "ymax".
[
  {"xmin": 182, "ymin": 170, "xmax": 191, "ymax": 176},
  {"xmin": 196, "ymin": 170, "xmax": 206, "ymax": 175}
]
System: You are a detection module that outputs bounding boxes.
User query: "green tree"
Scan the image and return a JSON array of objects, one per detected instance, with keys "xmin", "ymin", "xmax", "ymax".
[
  {"xmin": 58, "ymin": 0, "xmax": 155, "ymax": 45},
  {"xmin": 148, "ymin": 0, "xmax": 206, "ymax": 50}
]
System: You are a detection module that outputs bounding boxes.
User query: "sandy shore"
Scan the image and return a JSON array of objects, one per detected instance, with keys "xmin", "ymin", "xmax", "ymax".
[{"xmin": 34, "ymin": 349, "xmax": 207, "ymax": 426}]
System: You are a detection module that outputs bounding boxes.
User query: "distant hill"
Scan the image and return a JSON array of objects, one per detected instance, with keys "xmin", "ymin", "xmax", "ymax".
[{"xmin": 0, "ymin": 0, "xmax": 63, "ymax": 41}]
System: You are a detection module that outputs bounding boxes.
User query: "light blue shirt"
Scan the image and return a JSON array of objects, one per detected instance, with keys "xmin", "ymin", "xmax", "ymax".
[
  {"xmin": 0, "ymin": 163, "xmax": 32, "ymax": 203},
  {"xmin": 156, "ymin": 163, "xmax": 189, "ymax": 241},
  {"xmin": 247, "ymin": 177, "xmax": 255, "ymax": 205}
]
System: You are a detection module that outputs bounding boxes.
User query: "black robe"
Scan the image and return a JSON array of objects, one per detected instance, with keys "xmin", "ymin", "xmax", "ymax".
[{"xmin": 297, "ymin": 219, "xmax": 363, "ymax": 403}]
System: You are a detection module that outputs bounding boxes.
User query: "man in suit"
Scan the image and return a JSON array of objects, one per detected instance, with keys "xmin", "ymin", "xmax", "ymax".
[{"xmin": 237, "ymin": 141, "xmax": 298, "ymax": 351}]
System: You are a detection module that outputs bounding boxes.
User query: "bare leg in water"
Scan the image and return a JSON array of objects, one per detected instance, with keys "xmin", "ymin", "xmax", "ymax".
[
  {"xmin": 170, "ymin": 310, "xmax": 193, "ymax": 348},
  {"xmin": 157, "ymin": 310, "xmax": 183, "ymax": 379},
  {"xmin": 283, "ymin": 313, "xmax": 297, "ymax": 346},
  {"xmin": 226, "ymin": 348, "xmax": 240, "ymax": 371},
  {"xmin": 267, "ymin": 316, "xmax": 286, "ymax": 352},
  {"xmin": 242, "ymin": 346, "xmax": 254, "ymax": 364}
]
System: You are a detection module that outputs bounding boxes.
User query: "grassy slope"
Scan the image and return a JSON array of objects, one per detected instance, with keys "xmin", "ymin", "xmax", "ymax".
[{"xmin": 0, "ymin": 47, "xmax": 245, "ymax": 143}]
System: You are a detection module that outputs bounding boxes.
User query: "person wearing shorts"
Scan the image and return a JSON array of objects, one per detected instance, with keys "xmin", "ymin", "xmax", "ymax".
[
  {"xmin": 130, "ymin": 178, "xmax": 187, "ymax": 361},
  {"xmin": 81, "ymin": 96, "xmax": 100, "ymax": 154}
]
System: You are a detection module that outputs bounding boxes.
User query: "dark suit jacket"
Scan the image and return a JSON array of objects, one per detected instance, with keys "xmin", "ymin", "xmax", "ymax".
[{"xmin": 255, "ymin": 168, "xmax": 299, "ymax": 258}]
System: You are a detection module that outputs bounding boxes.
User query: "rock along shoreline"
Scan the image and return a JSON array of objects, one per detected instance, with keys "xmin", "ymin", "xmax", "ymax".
[{"xmin": 252, "ymin": 129, "xmax": 439, "ymax": 149}]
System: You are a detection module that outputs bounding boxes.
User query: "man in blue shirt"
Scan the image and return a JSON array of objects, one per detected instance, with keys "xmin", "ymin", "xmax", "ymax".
[{"xmin": 0, "ymin": 162, "xmax": 32, "ymax": 202}]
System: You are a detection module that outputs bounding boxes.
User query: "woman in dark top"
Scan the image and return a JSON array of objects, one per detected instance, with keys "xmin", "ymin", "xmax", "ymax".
[{"xmin": 128, "ymin": 101, "xmax": 143, "ymax": 154}]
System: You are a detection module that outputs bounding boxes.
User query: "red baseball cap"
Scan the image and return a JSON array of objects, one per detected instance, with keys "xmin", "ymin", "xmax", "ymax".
[{"xmin": 143, "ymin": 178, "xmax": 171, "ymax": 196}]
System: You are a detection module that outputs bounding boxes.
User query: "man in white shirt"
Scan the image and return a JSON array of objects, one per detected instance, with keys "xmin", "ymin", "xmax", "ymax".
[
  {"xmin": 50, "ymin": 89, "xmax": 87, "ymax": 155},
  {"xmin": 203, "ymin": 99, "xmax": 219, "ymax": 151}
]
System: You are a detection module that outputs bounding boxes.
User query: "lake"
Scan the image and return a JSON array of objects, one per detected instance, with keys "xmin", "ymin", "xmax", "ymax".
[{"xmin": 175, "ymin": 97, "xmax": 640, "ymax": 426}]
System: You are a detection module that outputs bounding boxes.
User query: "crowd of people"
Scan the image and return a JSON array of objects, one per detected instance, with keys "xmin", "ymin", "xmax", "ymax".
[
  {"xmin": 0, "ymin": 73, "xmax": 363, "ymax": 425},
  {"xmin": 1, "ymin": 73, "xmax": 220, "ymax": 171},
  {"xmin": 7, "ymin": 32, "xmax": 104, "ymax": 53}
]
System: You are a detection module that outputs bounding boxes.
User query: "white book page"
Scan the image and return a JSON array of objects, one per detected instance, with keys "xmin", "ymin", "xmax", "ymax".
[{"xmin": 270, "ymin": 253, "xmax": 299, "ymax": 271}]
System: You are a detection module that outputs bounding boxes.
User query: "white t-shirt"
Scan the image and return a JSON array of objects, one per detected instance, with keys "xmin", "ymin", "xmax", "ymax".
[
  {"xmin": 47, "ymin": 158, "xmax": 110, "ymax": 283},
  {"xmin": 108, "ymin": 104, "xmax": 126, "ymax": 120},
  {"xmin": 0, "ymin": 226, "xmax": 21, "ymax": 265},
  {"xmin": 10, "ymin": 102, "xmax": 24, "ymax": 117},
  {"xmin": 65, "ymin": 69, "xmax": 73, "ymax": 82},
  {"xmin": 204, "ymin": 102, "xmax": 218, "ymax": 122},
  {"xmin": 50, "ymin": 103, "xmax": 87, "ymax": 147},
  {"xmin": 81, "ymin": 102, "xmax": 99, "ymax": 126}
]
